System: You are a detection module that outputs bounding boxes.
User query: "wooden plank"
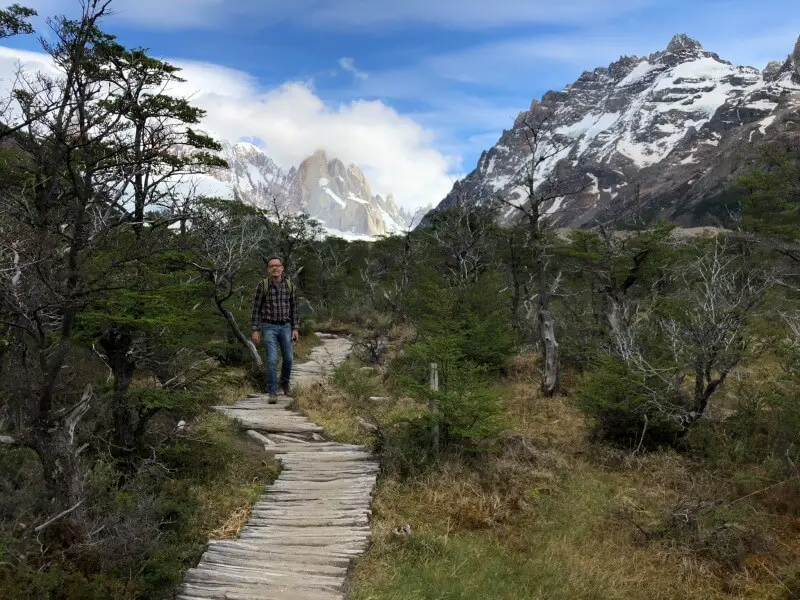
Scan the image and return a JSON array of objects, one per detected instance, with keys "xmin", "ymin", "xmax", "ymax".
[{"xmin": 186, "ymin": 334, "xmax": 376, "ymax": 600}]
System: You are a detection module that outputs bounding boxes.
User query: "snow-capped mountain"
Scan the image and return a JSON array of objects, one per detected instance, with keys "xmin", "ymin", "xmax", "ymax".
[
  {"xmin": 214, "ymin": 141, "xmax": 289, "ymax": 211},
  {"xmin": 286, "ymin": 149, "xmax": 413, "ymax": 237},
  {"xmin": 208, "ymin": 142, "xmax": 413, "ymax": 237},
  {"xmin": 437, "ymin": 34, "xmax": 800, "ymax": 227}
]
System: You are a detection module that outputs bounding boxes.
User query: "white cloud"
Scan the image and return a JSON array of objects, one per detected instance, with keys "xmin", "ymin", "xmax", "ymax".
[
  {"xmin": 0, "ymin": 45, "xmax": 456, "ymax": 211},
  {"xmin": 338, "ymin": 57, "xmax": 368, "ymax": 80},
  {"xmin": 171, "ymin": 59, "xmax": 455, "ymax": 210}
]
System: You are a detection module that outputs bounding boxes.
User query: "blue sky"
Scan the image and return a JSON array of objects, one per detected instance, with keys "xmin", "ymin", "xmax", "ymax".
[{"xmin": 2, "ymin": 0, "xmax": 799, "ymax": 209}]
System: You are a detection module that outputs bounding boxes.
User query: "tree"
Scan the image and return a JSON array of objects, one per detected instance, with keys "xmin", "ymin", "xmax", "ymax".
[
  {"xmin": 610, "ymin": 236, "xmax": 769, "ymax": 427},
  {"xmin": 188, "ymin": 199, "xmax": 265, "ymax": 368},
  {"xmin": 738, "ymin": 143, "xmax": 800, "ymax": 265},
  {"xmin": 258, "ymin": 195, "xmax": 321, "ymax": 280},
  {"xmin": 96, "ymin": 40, "xmax": 227, "ymax": 231},
  {"xmin": 307, "ymin": 236, "xmax": 351, "ymax": 315},
  {"xmin": 0, "ymin": 4, "xmax": 35, "ymax": 39},
  {"xmin": 75, "ymin": 231, "xmax": 211, "ymax": 455},
  {"xmin": 495, "ymin": 106, "xmax": 586, "ymax": 396},
  {"xmin": 422, "ymin": 195, "xmax": 501, "ymax": 288},
  {"xmin": 0, "ymin": 0, "xmax": 122, "ymax": 527},
  {"xmin": 560, "ymin": 223, "xmax": 673, "ymax": 363},
  {"xmin": 0, "ymin": 0, "xmax": 227, "ymax": 526}
]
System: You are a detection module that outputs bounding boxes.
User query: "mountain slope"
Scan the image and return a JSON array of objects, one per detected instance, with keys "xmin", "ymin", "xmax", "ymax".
[
  {"xmin": 438, "ymin": 34, "xmax": 800, "ymax": 227},
  {"xmin": 208, "ymin": 143, "xmax": 412, "ymax": 237}
]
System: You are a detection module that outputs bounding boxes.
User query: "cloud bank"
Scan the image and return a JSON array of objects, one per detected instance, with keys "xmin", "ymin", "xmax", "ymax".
[{"xmin": 0, "ymin": 47, "xmax": 456, "ymax": 210}]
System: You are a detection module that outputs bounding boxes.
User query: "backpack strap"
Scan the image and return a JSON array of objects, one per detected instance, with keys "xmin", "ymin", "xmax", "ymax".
[{"xmin": 263, "ymin": 278, "xmax": 293, "ymax": 294}]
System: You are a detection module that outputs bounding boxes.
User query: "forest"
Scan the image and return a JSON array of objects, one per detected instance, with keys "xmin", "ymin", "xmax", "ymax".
[{"xmin": 0, "ymin": 2, "xmax": 799, "ymax": 599}]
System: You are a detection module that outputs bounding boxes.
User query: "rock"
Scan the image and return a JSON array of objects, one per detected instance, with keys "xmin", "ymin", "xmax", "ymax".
[
  {"xmin": 430, "ymin": 32, "xmax": 800, "ymax": 230},
  {"xmin": 665, "ymin": 33, "xmax": 704, "ymax": 54},
  {"xmin": 763, "ymin": 60, "xmax": 785, "ymax": 82},
  {"xmin": 357, "ymin": 417, "xmax": 378, "ymax": 434},
  {"xmin": 392, "ymin": 524, "xmax": 413, "ymax": 537},
  {"xmin": 206, "ymin": 144, "xmax": 412, "ymax": 238}
]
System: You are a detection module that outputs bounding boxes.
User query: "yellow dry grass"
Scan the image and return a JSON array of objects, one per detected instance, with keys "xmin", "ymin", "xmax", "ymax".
[{"xmin": 344, "ymin": 355, "xmax": 799, "ymax": 600}]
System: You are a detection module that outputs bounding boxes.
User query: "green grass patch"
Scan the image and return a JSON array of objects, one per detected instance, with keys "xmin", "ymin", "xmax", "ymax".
[{"xmin": 350, "ymin": 464, "xmax": 792, "ymax": 600}]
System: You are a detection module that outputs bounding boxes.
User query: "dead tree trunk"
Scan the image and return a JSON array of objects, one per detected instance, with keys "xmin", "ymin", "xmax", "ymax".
[
  {"xmin": 538, "ymin": 289, "xmax": 559, "ymax": 397},
  {"xmin": 28, "ymin": 389, "xmax": 91, "ymax": 532},
  {"xmin": 215, "ymin": 297, "xmax": 263, "ymax": 368}
]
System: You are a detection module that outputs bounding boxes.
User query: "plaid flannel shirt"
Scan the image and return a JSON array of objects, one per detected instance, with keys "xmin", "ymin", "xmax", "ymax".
[{"xmin": 251, "ymin": 278, "xmax": 298, "ymax": 331}]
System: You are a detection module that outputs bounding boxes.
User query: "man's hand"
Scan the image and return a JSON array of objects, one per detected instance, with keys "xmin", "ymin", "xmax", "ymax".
[
  {"xmin": 292, "ymin": 329, "xmax": 300, "ymax": 342},
  {"xmin": 251, "ymin": 331, "xmax": 261, "ymax": 345}
]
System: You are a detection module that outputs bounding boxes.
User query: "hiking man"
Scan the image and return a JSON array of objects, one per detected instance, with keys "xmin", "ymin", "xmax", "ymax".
[{"xmin": 250, "ymin": 256, "xmax": 300, "ymax": 403}]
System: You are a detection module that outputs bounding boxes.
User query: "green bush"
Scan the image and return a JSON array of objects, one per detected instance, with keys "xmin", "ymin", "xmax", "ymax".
[
  {"xmin": 575, "ymin": 357, "xmax": 682, "ymax": 449},
  {"xmin": 330, "ymin": 361, "xmax": 381, "ymax": 408},
  {"xmin": 687, "ymin": 385, "xmax": 800, "ymax": 483},
  {"xmin": 404, "ymin": 269, "xmax": 517, "ymax": 376},
  {"xmin": 379, "ymin": 416, "xmax": 438, "ymax": 477},
  {"xmin": 654, "ymin": 500, "xmax": 773, "ymax": 570},
  {"xmin": 157, "ymin": 414, "xmax": 243, "ymax": 481},
  {"xmin": 423, "ymin": 370, "xmax": 506, "ymax": 448},
  {"xmin": 383, "ymin": 271, "xmax": 512, "ymax": 471}
]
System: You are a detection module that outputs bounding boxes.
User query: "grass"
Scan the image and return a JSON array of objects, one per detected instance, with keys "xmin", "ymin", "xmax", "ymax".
[
  {"xmin": 349, "ymin": 470, "xmax": 776, "ymax": 600},
  {"xmin": 294, "ymin": 377, "xmax": 368, "ymax": 444},
  {"xmin": 294, "ymin": 328, "xmax": 324, "ymax": 363},
  {"xmin": 301, "ymin": 352, "xmax": 800, "ymax": 600}
]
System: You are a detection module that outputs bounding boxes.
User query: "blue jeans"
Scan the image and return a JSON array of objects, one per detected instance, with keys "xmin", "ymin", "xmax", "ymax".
[{"xmin": 262, "ymin": 323, "xmax": 293, "ymax": 394}]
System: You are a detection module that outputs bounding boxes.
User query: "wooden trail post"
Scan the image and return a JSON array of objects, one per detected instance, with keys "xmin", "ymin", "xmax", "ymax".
[{"xmin": 429, "ymin": 363, "xmax": 440, "ymax": 452}]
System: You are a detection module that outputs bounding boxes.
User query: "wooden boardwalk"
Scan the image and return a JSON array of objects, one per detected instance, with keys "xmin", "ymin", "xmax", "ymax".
[{"xmin": 178, "ymin": 334, "xmax": 378, "ymax": 600}]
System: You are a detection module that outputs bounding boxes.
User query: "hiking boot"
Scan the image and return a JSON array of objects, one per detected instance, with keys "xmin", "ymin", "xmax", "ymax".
[
  {"xmin": 280, "ymin": 381, "xmax": 293, "ymax": 397},
  {"xmin": 268, "ymin": 394, "xmax": 278, "ymax": 404}
]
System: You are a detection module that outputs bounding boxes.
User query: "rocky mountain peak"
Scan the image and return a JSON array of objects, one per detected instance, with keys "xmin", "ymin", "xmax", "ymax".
[
  {"xmin": 607, "ymin": 55, "xmax": 641, "ymax": 80},
  {"xmin": 666, "ymin": 33, "xmax": 703, "ymax": 54},
  {"xmin": 792, "ymin": 35, "xmax": 800, "ymax": 77},
  {"xmin": 347, "ymin": 162, "xmax": 368, "ymax": 184},
  {"xmin": 200, "ymin": 143, "xmax": 411, "ymax": 238},
  {"xmin": 647, "ymin": 33, "xmax": 728, "ymax": 68},
  {"xmin": 764, "ymin": 59, "xmax": 786, "ymax": 81},
  {"xmin": 305, "ymin": 149, "xmax": 329, "ymax": 169},
  {"xmin": 434, "ymin": 31, "xmax": 800, "ymax": 231},
  {"xmin": 770, "ymin": 34, "xmax": 800, "ymax": 83}
]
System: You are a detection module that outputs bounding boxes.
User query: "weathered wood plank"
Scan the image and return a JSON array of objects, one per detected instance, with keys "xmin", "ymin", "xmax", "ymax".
[{"xmin": 180, "ymin": 334, "xmax": 377, "ymax": 600}]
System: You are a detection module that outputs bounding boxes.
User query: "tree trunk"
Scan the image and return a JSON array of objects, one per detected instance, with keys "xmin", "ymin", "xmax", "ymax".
[
  {"xmin": 99, "ymin": 330, "xmax": 136, "ymax": 452},
  {"xmin": 28, "ymin": 395, "xmax": 90, "ymax": 536},
  {"xmin": 685, "ymin": 364, "xmax": 726, "ymax": 426},
  {"xmin": 31, "ymin": 428, "xmax": 84, "ymax": 515},
  {"xmin": 215, "ymin": 298, "xmax": 263, "ymax": 368},
  {"xmin": 538, "ymin": 292, "xmax": 559, "ymax": 397}
]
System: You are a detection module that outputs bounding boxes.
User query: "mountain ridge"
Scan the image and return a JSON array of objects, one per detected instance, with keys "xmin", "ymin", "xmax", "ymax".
[
  {"xmin": 435, "ymin": 33, "xmax": 800, "ymax": 228},
  {"xmin": 209, "ymin": 143, "xmax": 413, "ymax": 238}
]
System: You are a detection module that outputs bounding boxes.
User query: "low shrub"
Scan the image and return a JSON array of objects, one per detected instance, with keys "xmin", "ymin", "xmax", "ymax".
[{"xmin": 574, "ymin": 357, "xmax": 683, "ymax": 449}]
